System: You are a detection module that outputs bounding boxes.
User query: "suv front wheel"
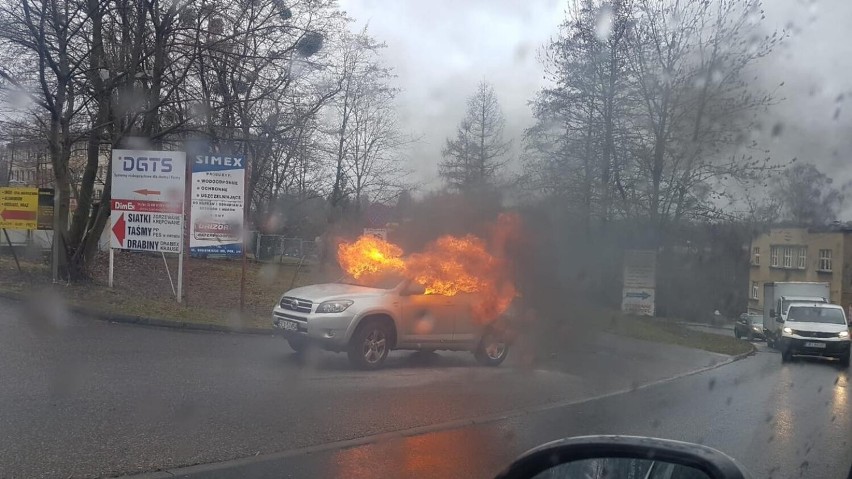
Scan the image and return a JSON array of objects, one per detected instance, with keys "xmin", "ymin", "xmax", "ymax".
[
  {"xmin": 348, "ymin": 319, "xmax": 391, "ymax": 370},
  {"xmin": 475, "ymin": 331, "xmax": 509, "ymax": 366}
]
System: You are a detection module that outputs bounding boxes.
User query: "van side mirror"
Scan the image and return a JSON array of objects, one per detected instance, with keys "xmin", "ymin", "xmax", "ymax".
[
  {"xmin": 769, "ymin": 309, "xmax": 775, "ymax": 318},
  {"xmin": 775, "ymin": 317, "xmax": 783, "ymax": 323}
]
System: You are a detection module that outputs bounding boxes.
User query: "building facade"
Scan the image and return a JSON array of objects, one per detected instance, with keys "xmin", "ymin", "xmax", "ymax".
[
  {"xmin": 749, "ymin": 228, "xmax": 852, "ymax": 314},
  {"xmin": 1, "ymin": 140, "xmax": 110, "ymax": 204}
]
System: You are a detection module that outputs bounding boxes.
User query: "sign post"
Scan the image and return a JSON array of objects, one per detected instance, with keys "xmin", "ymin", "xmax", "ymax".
[
  {"xmin": 621, "ymin": 250, "xmax": 657, "ymax": 316},
  {"xmin": 189, "ymin": 151, "xmax": 246, "ymax": 309},
  {"xmin": 110, "ymin": 149, "xmax": 187, "ymax": 301}
]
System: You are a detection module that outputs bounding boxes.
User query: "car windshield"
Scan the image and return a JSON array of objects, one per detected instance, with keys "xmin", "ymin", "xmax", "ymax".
[{"xmin": 787, "ymin": 307, "xmax": 847, "ymax": 325}]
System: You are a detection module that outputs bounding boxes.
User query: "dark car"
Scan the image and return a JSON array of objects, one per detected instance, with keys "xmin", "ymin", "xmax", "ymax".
[{"xmin": 734, "ymin": 313, "xmax": 764, "ymax": 341}]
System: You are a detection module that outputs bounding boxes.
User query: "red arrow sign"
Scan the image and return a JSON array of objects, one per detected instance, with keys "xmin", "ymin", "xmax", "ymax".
[
  {"xmin": 0, "ymin": 209, "xmax": 36, "ymax": 221},
  {"xmin": 133, "ymin": 189, "xmax": 161, "ymax": 196},
  {"xmin": 112, "ymin": 212, "xmax": 126, "ymax": 246}
]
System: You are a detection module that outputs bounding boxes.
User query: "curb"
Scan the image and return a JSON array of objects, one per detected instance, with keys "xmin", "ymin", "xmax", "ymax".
[
  {"xmin": 127, "ymin": 343, "xmax": 756, "ymax": 478},
  {"xmin": 678, "ymin": 321, "xmax": 735, "ymax": 331},
  {"xmin": 78, "ymin": 307, "xmax": 274, "ymax": 335},
  {"xmin": 0, "ymin": 290, "xmax": 274, "ymax": 336}
]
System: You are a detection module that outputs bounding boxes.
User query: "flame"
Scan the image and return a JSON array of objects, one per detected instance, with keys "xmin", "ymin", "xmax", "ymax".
[
  {"xmin": 406, "ymin": 235, "xmax": 490, "ymax": 295},
  {"xmin": 337, "ymin": 235, "xmax": 405, "ymax": 279},
  {"xmin": 336, "ymin": 213, "xmax": 522, "ymax": 324}
]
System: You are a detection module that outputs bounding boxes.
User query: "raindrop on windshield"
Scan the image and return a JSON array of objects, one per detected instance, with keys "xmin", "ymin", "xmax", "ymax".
[{"xmin": 594, "ymin": 5, "xmax": 613, "ymax": 42}]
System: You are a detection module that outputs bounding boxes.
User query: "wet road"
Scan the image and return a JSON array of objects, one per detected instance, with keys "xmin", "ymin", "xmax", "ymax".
[
  {"xmin": 151, "ymin": 342, "xmax": 852, "ymax": 479},
  {"xmin": 0, "ymin": 298, "xmax": 727, "ymax": 478}
]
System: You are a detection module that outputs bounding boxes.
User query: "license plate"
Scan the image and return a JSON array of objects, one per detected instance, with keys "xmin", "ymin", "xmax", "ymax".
[
  {"xmin": 282, "ymin": 320, "xmax": 299, "ymax": 331},
  {"xmin": 804, "ymin": 341, "xmax": 826, "ymax": 349}
]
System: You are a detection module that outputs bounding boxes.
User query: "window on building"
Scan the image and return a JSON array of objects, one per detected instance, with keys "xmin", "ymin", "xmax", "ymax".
[
  {"xmin": 783, "ymin": 247, "xmax": 793, "ymax": 268},
  {"xmin": 752, "ymin": 247, "xmax": 760, "ymax": 265},
  {"xmin": 819, "ymin": 249, "xmax": 832, "ymax": 272},
  {"xmin": 751, "ymin": 281, "xmax": 759, "ymax": 300},
  {"xmin": 772, "ymin": 245, "xmax": 806, "ymax": 270}
]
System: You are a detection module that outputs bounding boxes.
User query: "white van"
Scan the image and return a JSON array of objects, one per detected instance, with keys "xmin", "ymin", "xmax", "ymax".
[{"xmin": 777, "ymin": 303, "xmax": 850, "ymax": 367}]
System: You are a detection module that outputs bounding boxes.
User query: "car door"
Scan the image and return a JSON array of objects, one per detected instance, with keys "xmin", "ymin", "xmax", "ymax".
[
  {"xmin": 451, "ymin": 293, "xmax": 480, "ymax": 345},
  {"xmin": 398, "ymin": 284, "xmax": 456, "ymax": 346}
]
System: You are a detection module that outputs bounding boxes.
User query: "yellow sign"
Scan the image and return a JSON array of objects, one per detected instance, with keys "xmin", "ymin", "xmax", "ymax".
[{"xmin": 0, "ymin": 187, "xmax": 39, "ymax": 230}]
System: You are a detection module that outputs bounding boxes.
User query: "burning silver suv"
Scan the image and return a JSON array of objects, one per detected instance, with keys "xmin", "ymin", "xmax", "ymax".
[{"xmin": 272, "ymin": 279, "xmax": 510, "ymax": 369}]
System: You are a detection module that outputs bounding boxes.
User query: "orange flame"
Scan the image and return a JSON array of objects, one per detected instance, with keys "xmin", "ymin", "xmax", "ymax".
[
  {"xmin": 406, "ymin": 235, "xmax": 493, "ymax": 295},
  {"xmin": 337, "ymin": 235, "xmax": 405, "ymax": 279},
  {"xmin": 336, "ymin": 214, "xmax": 522, "ymax": 324}
]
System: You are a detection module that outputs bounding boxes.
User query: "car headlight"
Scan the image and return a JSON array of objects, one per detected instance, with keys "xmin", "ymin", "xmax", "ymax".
[
  {"xmin": 316, "ymin": 300, "xmax": 353, "ymax": 313},
  {"xmin": 839, "ymin": 331, "xmax": 849, "ymax": 339},
  {"xmin": 783, "ymin": 327, "xmax": 793, "ymax": 334},
  {"xmin": 752, "ymin": 325, "xmax": 761, "ymax": 331}
]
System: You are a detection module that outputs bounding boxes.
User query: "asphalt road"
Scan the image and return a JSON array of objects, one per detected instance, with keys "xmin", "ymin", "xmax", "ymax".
[
  {"xmin": 5, "ymin": 297, "xmax": 850, "ymax": 479},
  {"xmin": 0, "ymin": 296, "xmax": 728, "ymax": 478},
  {"xmin": 155, "ymin": 342, "xmax": 852, "ymax": 479}
]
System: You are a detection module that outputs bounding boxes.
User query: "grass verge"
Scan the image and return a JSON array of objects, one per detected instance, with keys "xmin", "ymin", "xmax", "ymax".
[
  {"xmin": 605, "ymin": 315, "xmax": 754, "ymax": 356},
  {"xmin": 0, "ymin": 254, "xmax": 320, "ymax": 331}
]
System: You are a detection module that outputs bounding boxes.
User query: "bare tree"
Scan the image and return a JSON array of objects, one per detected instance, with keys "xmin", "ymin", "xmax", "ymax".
[
  {"xmin": 769, "ymin": 162, "xmax": 846, "ymax": 226},
  {"xmin": 0, "ymin": 0, "xmax": 355, "ymax": 277},
  {"xmin": 627, "ymin": 0, "xmax": 782, "ymax": 229},
  {"xmin": 0, "ymin": 0, "xmax": 89, "ymax": 275},
  {"xmin": 525, "ymin": 0, "xmax": 634, "ymax": 233},
  {"xmin": 346, "ymin": 59, "xmax": 409, "ymax": 206},
  {"xmin": 322, "ymin": 27, "xmax": 406, "ymax": 212},
  {"xmin": 440, "ymin": 81, "xmax": 510, "ymax": 191}
]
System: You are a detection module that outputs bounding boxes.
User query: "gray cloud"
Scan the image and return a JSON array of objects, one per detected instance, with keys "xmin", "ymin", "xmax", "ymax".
[{"xmin": 341, "ymin": 0, "xmax": 852, "ymax": 208}]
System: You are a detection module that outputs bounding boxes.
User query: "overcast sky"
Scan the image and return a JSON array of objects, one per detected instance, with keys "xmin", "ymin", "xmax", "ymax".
[{"xmin": 338, "ymin": 0, "xmax": 852, "ymax": 206}]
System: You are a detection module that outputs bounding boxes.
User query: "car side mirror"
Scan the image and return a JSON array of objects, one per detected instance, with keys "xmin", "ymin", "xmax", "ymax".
[
  {"xmin": 495, "ymin": 435, "xmax": 749, "ymax": 479},
  {"xmin": 401, "ymin": 283, "xmax": 426, "ymax": 296},
  {"xmin": 769, "ymin": 309, "xmax": 775, "ymax": 318},
  {"xmin": 775, "ymin": 317, "xmax": 783, "ymax": 323}
]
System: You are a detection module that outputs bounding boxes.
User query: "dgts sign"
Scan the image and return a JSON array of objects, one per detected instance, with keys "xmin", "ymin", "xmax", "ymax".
[{"xmin": 120, "ymin": 156, "xmax": 174, "ymax": 173}]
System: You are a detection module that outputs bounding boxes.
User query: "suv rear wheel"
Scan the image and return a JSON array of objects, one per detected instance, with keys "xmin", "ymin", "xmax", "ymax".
[
  {"xmin": 475, "ymin": 331, "xmax": 509, "ymax": 366},
  {"xmin": 348, "ymin": 319, "xmax": 391, "ymax": 370}
]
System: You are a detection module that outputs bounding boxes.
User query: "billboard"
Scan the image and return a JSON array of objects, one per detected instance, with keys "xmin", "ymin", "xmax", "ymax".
[
  {"xmin": 0, "ymin": 187, "xmax": 54, "ymax": 230},
  {"xmin": 110, "ymin": 150, "xmax": 186, "ymax": 253},
  {"xmin": 190, "ymin": 154, "xmax": 245, "ymax": 256},
  {"xmin": 622, "ymin": 250, "xmax": 657, "ymax": 316}
]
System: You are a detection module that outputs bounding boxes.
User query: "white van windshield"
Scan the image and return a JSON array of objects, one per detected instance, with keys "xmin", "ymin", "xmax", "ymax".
[
  {"xmin": 781, "ymin": 298, "xmax": 826, "ymax": 314},
  {"xmin": 786, "ymin": 307, "xmax": 847, "ymax": 325}
]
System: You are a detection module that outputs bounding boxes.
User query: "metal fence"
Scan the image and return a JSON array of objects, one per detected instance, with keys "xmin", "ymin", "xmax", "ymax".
[{"xmin": 252, "ymin": 233, "xmax": 318, "ymax": 263}]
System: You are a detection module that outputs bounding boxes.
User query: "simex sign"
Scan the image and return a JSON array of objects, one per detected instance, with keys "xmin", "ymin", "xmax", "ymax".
[{"xmin": 195, "ymin": 155, "xmax": 243, "ymax": 167}]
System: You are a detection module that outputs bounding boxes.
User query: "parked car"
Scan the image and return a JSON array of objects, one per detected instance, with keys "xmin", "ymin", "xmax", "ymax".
[
  {"xmin": 272, "ymin": 277, "xmax": 511, "ymax": 369},
  {"xmin": 734, "ymin": 313, "xmax": 764, "ymax": 341}
]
